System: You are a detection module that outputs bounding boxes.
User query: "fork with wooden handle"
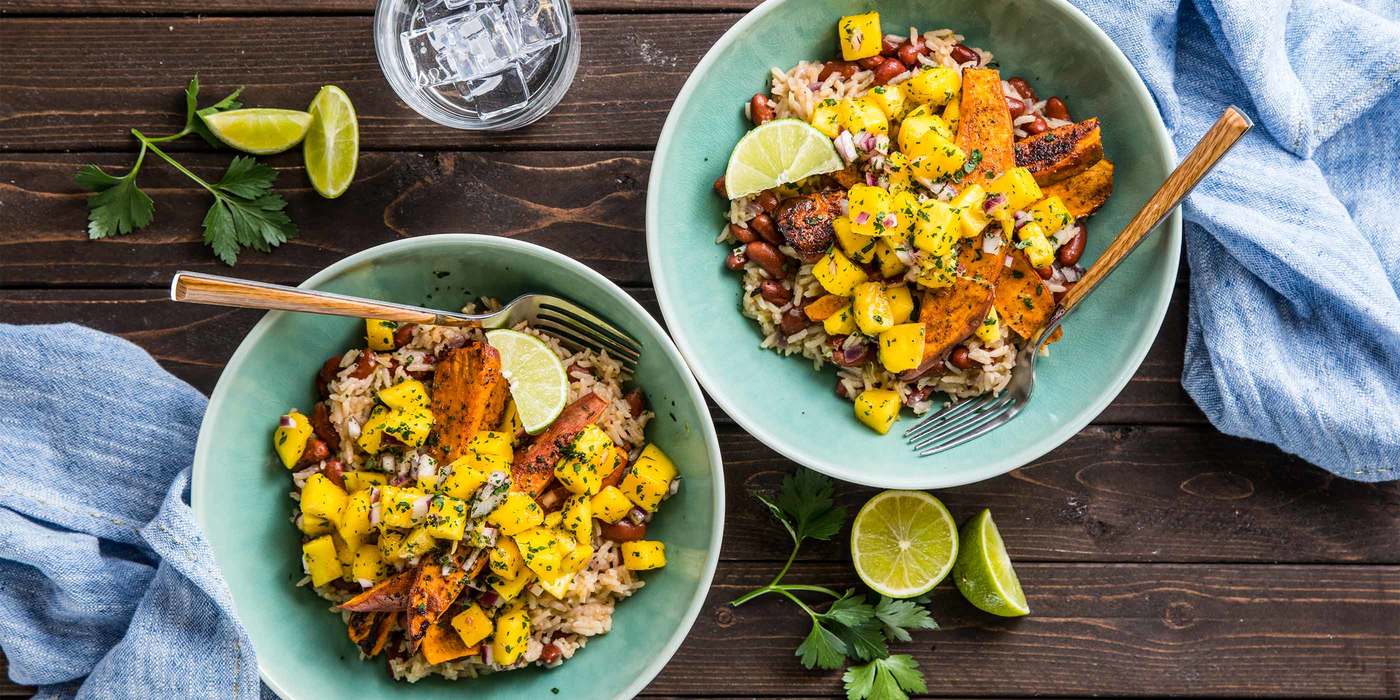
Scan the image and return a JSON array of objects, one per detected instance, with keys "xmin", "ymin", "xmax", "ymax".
[{"xmin": 905, "ymin": 106, "xmax": 1253, "ymax": 456}]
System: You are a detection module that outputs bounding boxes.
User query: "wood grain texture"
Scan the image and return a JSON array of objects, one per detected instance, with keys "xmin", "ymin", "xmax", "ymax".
[
  {"xmin": 0, "ymin": 15, "xmax": 739, "ymax": 152},
  {"xmin": 655, "ymin": 562, "xmax": 1400, "ymax": 697}
]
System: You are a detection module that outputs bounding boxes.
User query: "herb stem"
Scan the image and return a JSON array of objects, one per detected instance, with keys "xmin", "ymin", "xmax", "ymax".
[{"xmin": 133, "ymin": 129, "xmax": 221, "ymax": 196}]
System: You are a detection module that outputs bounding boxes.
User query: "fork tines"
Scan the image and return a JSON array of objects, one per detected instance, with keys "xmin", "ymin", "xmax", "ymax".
[
  {"xmin": 532, "ymin": 299, "xmax": 642, "ymax": 372},
  {"xmin": 903, "ymin": 394, "xmax": 1017, "ymax": 457}
]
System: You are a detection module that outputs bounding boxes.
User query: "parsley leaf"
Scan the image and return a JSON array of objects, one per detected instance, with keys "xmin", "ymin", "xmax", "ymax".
[
  {"xmin": 75, "ymin": 160, "xmax": 154, "ymax": 239},
  {"xmin": 874, "ymin": 596, "xmax": 939, "ymax": 642},
  {"xmin": 184, "ymin": 76, "xmax": 245, "ymax": 146},
  {"xmin": 796, "ymin": 621, "xmax": 848, "ymax": 670},
  {"xmin": 773, "ymin": 468, "xmax": 847, "ymax": 543},
  {"xmin": 215, "ymin": 155, "xmax": 278, "ymax": 199},
  {"xmin": 843, "ymin": 655, "xmax": 927, "ymax": 700}
]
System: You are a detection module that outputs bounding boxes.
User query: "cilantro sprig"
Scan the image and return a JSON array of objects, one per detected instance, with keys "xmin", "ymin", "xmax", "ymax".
[
  {"xmin": 75, "ymin": 77, "xmax": 297, "ymax": 265},
  {"xmin": 732, "ymin": 469, "xmax": 939, "ymax": 700}
]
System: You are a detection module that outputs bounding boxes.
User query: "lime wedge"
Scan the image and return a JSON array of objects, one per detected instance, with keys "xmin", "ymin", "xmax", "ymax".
[
  {"xmin": 723, "ymin": 118, "xmax": 843, "ymax": 199},
  {"xmin": 303, "ymin": 85, "xmax": 359, "ymax": 199},
  {"xmin": 485, "ymin": 329, "xmax": 569, "ymax": 435},
  {"xmin": 201, "ymin": 108, "xmax": 312, "ymax": 155},
  {"xmin": 952, "ymin": 509, "xmax": 1029, "ymax": 617},
  {"xmin": 851, "ymin": 490, "xmax": 958, "ymax": 599}
]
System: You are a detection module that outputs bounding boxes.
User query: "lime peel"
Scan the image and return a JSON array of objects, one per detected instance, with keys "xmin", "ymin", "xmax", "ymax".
[
  {"xmin": 952, "ymin": 508, "xmax": 1030, "ymax": 617},
  {"xmin": 201, "ymin": 108, "xmax": 312, "ymax": 155},
  {"xmin": 485, "ymin": 329, "xmax": 569, "ymax": 435},
  {"xmin": 724, "ymin": 118, "xmax": 843, "ymax": 199},
  {"xmin": 850, "ymin": 490, "xmax": 958, "ymax": 599},
  {"xmin": 304, "ymin": 85, "xmax": 359, "ymax": 199}
]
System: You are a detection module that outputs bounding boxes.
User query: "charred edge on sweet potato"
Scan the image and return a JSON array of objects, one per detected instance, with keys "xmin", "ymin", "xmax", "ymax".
[{"xmin": 1014, "ymin": 118, "xmax": 1103, "ymax": 186}]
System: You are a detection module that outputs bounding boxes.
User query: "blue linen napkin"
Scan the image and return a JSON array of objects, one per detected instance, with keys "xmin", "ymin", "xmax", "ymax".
[
  {"xmin": 0, "ymin": 324, "xmax": 266, "ymax": 698},
  {"xmin": 1071, "ymin": 0, "xmax": 1400, "ymax": 481}
]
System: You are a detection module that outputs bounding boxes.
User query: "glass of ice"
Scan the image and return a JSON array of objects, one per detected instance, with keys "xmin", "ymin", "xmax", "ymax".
[{"xmin": 374, "ymin": 0, "xmax": 579, "ymax": 130}]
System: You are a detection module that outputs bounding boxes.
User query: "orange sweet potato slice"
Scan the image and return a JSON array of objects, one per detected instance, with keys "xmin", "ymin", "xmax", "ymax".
[
  {"xmin": 957, "ymin": 238, "xmax": 1007, "ymax": 286},
  {"xmin": 511, "ymin": 392, "xmax": 608, "ymax": 498},
  {"xmin": 994, "ymin": 250, "xmax": 1057, "ymax": 339},
  {"xmin": 348, "ymin": 612, "xmax": 395, "ymax": 658},
  {"xmin": 420, "ymin": 621, "xmax": 478, "ymax": 665},
  {"xmin": 1040, "ymin": 159, "xmax": 1115, "ymax": 219},
  {"xmin": 804, "ymin": 294, "xmax": 847, "ymax": 322},
  {"xmin": 919, "ymin": 276, "xmax": 996, "ymax": 363},
  {"xmin": 1014, "ymin": 118, "xmax": 1103, "ymax": 186},
  {"xmin": 429, "ymin": 341, "xmax": 510, "ymax": 464},
  {"xmin": 954, "ymin": 68, "xmax": 1015, "ymax": 186},
  {"xmin": 402, "ymin": 548, "xmax": 485, "ymax": 653},
  {"xmin": 339, "ymin": 569, "xmax": 415, "ymax": 612}
]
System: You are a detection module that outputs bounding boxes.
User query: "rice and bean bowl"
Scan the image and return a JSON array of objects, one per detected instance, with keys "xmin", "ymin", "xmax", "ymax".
[
  {"xmin": 715, "ymin": 10, "xmax": 1115, "ymax": 434},
  {"xmin": 272, "ymin": 307, "xmax": 679, "ymax": 682}
]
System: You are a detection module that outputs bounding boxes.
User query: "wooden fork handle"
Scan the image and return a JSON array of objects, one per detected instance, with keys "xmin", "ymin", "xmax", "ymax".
[
  {"xmin": 170, "ymin": 271, "xmax": 443, "ymax": 325},
  {"xmin": 1056, "ymin": 106, "xmax": 1253, "ymax": 317}
]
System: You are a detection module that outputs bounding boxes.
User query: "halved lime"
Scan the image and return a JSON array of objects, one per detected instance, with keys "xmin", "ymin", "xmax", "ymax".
[
  {"xmin": 851, "ymin": 490, "xmax": 958, "ymax": 599},
  {"xmin": 202, "ymin": 108, "xmax": 313, "ymax": 155},
  {"xmin": 303, "ymin": 85, "xmax": 359, "ymax": 199},
  {"xmin": 952, "ymin": 509, "xmax": 1029, "ymax": 617},
  {"xmin": 485, "ymin": 329, "xmax": 569, "ymax": 435},
  {"xmin": 723, "ymin": 118, "xmax": 843, "ymax": 199}
]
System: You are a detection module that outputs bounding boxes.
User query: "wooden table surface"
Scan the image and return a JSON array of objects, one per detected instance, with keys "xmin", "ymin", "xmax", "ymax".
[{"xmin": 2, "ymin": 1, "xmax": 1397, "ymax": 697}]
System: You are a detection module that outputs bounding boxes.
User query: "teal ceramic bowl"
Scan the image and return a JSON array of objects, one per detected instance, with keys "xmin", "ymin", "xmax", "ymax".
[
  {"xmin": 192, "ymin": 235, "xmax": 724, "ymax": 699},
  {"xmin": 647, "ymin": 0, "xmax": 1178, "ymax": 489}
]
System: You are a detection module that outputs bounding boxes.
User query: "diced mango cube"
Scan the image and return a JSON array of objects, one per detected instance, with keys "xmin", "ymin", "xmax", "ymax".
[
  {"xmin": 833, "ymin": 215, "xmax": 877, "ymax": 263},
  {"xmin": 378, "ymin": 485, "xmax": 426, "ymax": 529},
  {"xmin": 847, "ymin": 184, "xmax": 892, "ymax": 238},
  {"xmin": 424, "ymin": 494, "xmax": 468, "ymax": 540},
  {"xmin": 379, "ymin": 409, "xmax": 433, "ymax": 449},
  {"xmin": 273, "ymin": 410, "xmax": 314, "ymax": 470},
  {"xmin": 873, "ymin": 239, "xmax": 908, "ymax": 278},
  {"xmin": 884, "ymin": 285, "xmax": 914, "ymax": 324},
  {"xmin": 561, "ymin": 542, "xmax": 594, "ymax": 573},
  {"xmin": 561, "ymin": 493, "xmax": 593, "ymax": 545},
  {"xmin": 397, "ymin": 526, "xmax": 437, "ymax": 561},
  {"xmin": 886, "ymin": 151, "xmax": 914, "ymax": 193},
  {"xmin": 357, "ymin": 404, "xmax": 391, "ymax": 454},
  {"xmin": 365, "ymin": 319, "xmax": 398, "ymax": 351},
  {"xmin": 466, "ymin": 431, "xmax": 513, "ymax": 461},
  {"xmin": 907, "ymin": 131, "xmax": 967, "ymax": 180},
  {"xmin": 620, "ymin": 467, "xmax": 670, "ymax": 512},
  {"xmin": 904, "ymin": 66, "xmax": 961, "ymax": 106},
  {"xmin": 837, "ymin": 97, "xmax": 889, "ymax": 136},
  {"xmin": 538, "ymin": 572, "xmax": 575, "ymax": 599},
  {"xmin": 878, "ymin": 323, "xmax": 926, "ymax": 373},
  {"xmin": 337, "ymin": 488, "xmax": 375, "ymax": 542},
  {"xmin": 986, "ymin": 167, "xmax": 1043, "ymax": 212},
  {"xmin": 813, "ymin": 248, "xmax": 869, "ymax": 297},
  {"xmin": 378, "ymin": 379, "xmax": 430, "ymax": 411},
  {"xmin": 1028, "ymin": 196, "xmax": 1074, "ymax": 233},
  {"xmin": 298, "ymin": 513, "xmax": 333, "ymax": 537},
  {"xmin": 631, "ymin": 444, "xmax": 676, "ymax": 483},
  {"xmin": 950, "ymin": 184, "xmax": 989, "ymax": 238},
  {"xmin": 941, "ymin": 93, "xmax": 960, "ymax": 131},
  {"xmin": 491, "ymin": 605, "xmax": 531, "ymax": 666},
  {"xmin": 837, "ymin": 12, "xmax": 882, "ymax": 61},
  {"xmin": 810, "ymin": 98, "xmax": 841, "ymax": 139},
  {"xmin": 854, "ymin": 389, "xmax": 901, "ymax": 434},
  {"xmin": 867, "ymin": 83, "xmax": 905, "ymax": 119},
  {"xmin": 1017, "ymin": 222, "xmax": 1057, "ymax": 269},
  {"xmin": 912, "ymin": 199, "xmax": 958, "ymax": 256},
  {"xmin": 620, "ymin": 540, "xmax": 667, "ymax": 571},
  {"xmin": 514, "ymin": 528, "xmax": 563, "ymax": 579},
  {"xmin": 438, "ymin": 455, "xmax": 505, "ymax": 500},
  {"xmin": 853, "ymin": 282, "xmax": 895, "ymax": 335},
  {"xmin": 451, "ymin": 604, "xmax": 494, "ymax": 647},
  {"xmin": 487, "ymin": 491, "xmax": 545, "ymax": 536},
  {"xmin": 490, "ymin": 537, "xmax": 524, "ymax": 580},
  {"xmin": 302, "ymin": 535, "xmax": 342, "ymax": 587},
  {"xmin": 489, "ymin": 569, "xmax": 534, "ymax": 602},
  {"xmin": 351, "ymin": 543, "xmax": 386, "ymax": 584},
  {"xmin": 590, "ymin": 485, "xmax": 633, "ymax": 523},
  {"xmin": 378, "ymin": 530, "xmax": 405, "ymax": 561},
  {"xmin": 554, "ymin": 424, "xmax": 612, "ymax": 495},
  {"xmin": 342, "ymin": 470, "xmax": 388, "ymax": 493},
  {"xmin": 975, "ymin": 308, "xmax": 1002, "ymax": 344},
  {"xmin": 823, "ymin": 303, "xmax": 858, "ymax": 336},
  {"xmin": 897, "ymin": 113, "xmax": 953, "ymax": 154},
  {"xmin": 301, "ymin": 473, "xmax": 347, "ymax": 523}
]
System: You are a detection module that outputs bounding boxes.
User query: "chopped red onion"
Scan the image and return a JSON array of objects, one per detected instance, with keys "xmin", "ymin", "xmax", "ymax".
[
  {"xmin": 1004, "ymin": 255, "xmax": 1014, "ymax": 268},
  {"xmin": 865, "ymin": 171, "xmax": 878, "ymax": 186},
  {"xmin": 982, "ymin": 192, "xmax": 1007, "ymax": 214},
  {"xmin": 809, "ymin": 81, "xmax": 822, "ymax": 90},
  {"xmin": 1052, "ymin": 222, "xmax": 1078, "ymax": 246},
  {"xmin": 874, "ymin": 134, "xmax": 891, "ymax": 154},
  {"xmin": 1062, "ymin": 265, "xmax": 1084, "ymax": 283},
  {"xmin": 982, "ymin": 233, "xmax": 1004, "ymax": 254},
  {"xmin": 357, "ymin": 578, "xmax": 373, "ymax": 589},
  {"xmin": 856, "ymin": 131, "xmax": 876, "ymax": 151},
  {"xmin": 478, "ymin": 591, "xmax": 500, "ymax": 609},
  {"xmin": 410, "ymin": 495, "xmax": 431, "ymax": 521},
  {"xmin": 833, "ymin": 131, "xmax": 857, "ymax": 163},
  {"xmin": 881, "ymin": 213, "xmax": 898, "ymax": 229},
  {"xmin": 837, "ymin": 197, "xmax": 850, "ymax": 216},
  {"xmin": 345, "ymin": 419, "xmax": 361, "ymax": 440},
  {"xmin": 482, "ymin": 644, "xmax": 494, "ymax": 667},
  {"xmin": 278, "ymin": 415, "xmax": 296, "ymax": 429},
  {"xmin": 854, "ymin": 211, "xmax": 871, "ymax": 225}
]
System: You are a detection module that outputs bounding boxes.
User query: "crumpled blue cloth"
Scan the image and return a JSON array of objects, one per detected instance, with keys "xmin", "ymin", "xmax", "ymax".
[
  {"xmin": 0, "ymin": 324, "xmax": 267, "ymax": 698},
  {"xmin": 1072, "ymin": 0, "xmax": 1400, "ymax": 481}
]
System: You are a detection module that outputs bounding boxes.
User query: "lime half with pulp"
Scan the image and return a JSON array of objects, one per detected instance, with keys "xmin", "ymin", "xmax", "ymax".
[
  {"xmin": 723, "ymin": 118, "xmax": 843, "ymax": 199},
  {"xmin": 952, "ymin": 508, "xmax": 1029, "ymax": 617},
  {"xmin": 485, "ymin": 329, "xmax": 569, "ymax": 435},
  {"xmin": 851, "ymin": 490, "xmax": 959, "ymax": 599},
  {"xmin": 303, "ymin": 85, "xmax": 359, "ymax": 199},
  {"xmin": 201, "ymin": 108, "xmax": 312, "ymax": 155}
]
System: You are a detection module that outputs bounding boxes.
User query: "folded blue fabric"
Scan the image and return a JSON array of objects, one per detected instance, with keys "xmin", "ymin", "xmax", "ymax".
[
  {"xmin": 1072, "ymin": 0, "xmax": 1400, "ymax": 481},
  {"xmin": 0, "ymin": 324, "xmax": 266, "ymax": 698}
]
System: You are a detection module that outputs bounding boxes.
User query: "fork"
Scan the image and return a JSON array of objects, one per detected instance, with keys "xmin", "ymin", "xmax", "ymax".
[
  {"xmin": 904, "ymin": 106, "xmax": 1253, "ymax": 456},
  {"xmin": 169, "ymin": 271, "xmax": 642, "ymax": 372}
]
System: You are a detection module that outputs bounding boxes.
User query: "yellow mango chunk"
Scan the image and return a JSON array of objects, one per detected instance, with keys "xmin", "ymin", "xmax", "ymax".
[
  {"xmin": 975, "ymin": 308, "xmax": 1002, "ymax": 344},
  {"xmin": 301, "ymin": 473, "xmax": 347, "ymax": 523},
  {"xmin": 878, "ymin": 323, "xmax": 926, "ymax": 373},
  {"xmin": 867, "ymin": 83, "xmax": 905, "ymax": 119},
  {"xmin": 620, "ymin": 540, "xmax": 667, "ymax": 571},
  {"xmin": 351, "ymin": 543, "xmax": 386, "ymax": 584},
  {"xmin": 907, "ymin": 131, "xmax": 967, "ymax": 180},
  {"xmin": 561, "ymin": 493, "xmax": 594, "ymax": 545},
  {"xmin": 424, "ymin": 494, "xmax": 468, "ymax": 540},
  {"xmin": 986, "ymin": 167, "xmax": 1043, "ymax": 212},
  {"xmin": 1028, "ymin": 196, "xmax": 1074, "ymax": 233},
  {"xmin": 620, "ymin": 466, "xmax": 670, "ymax": 512},
  {"xmin": 809, "ymin": 98, "xmax": 841, "ymax": 139},
  {"xmin": 873, "ymin": 240, "xmax": 908, "ymax": 278},
  {"xmin": 342, "ymin": 470, "xmax": 388, "ymax": 493},
  {"xmin": 273, "ymin": 410, "xmax": 314, "ymax": 470},
  {"xmin": 298, "ymin": 513, "xmax": 333, "ymax": 537},
  {"xmin": 833, "ymin": 216, "xmax": 878, "ymax": 263},
  {"xmin": 337, "ymin": 488, "xmax": 375, "ymax": 542},
  {"xmin": 823, "ymin": 303, "xmax": 858, "ymax": 336},
  {"xmin": 301, "ymin": 535, "xmax": 342, "ymax": 587},
  {"xmin": 1017, "ymin": 222, "xmax": 1057, "ymax": 269},
  {"xmin": 489, "ymin": 537, "xmax": 524, "ymax": 580},
  {"xmin": 884, "ymin": 285, "xmax": 914, "ymax": 324},
  {"xmin": 397, "ymin": 526, "xmax": 437, "ymax": 561},
  {"xmin": 631, "ymin": 444, "xmax": 677, "ymax": 483},
  {"xmin": 554, "ymin": 424, "xmax": 613, "ymax": 495},
  {"xmin": 854, "ymin": 389, "xmax": 901, "ymax": 434},
  {"xmin": 904, "ymin": 66, "xmax": 961, "ymax": 106},
  {"xmin": 853, "ymin": 282, "xmax": 895, "ymax": 335},
  {"xmin": 451, "ymin": 604, "xmax": 494, "ymax": 647},
  {"xmin": 489, "ymin": 569, "xmax": 534, "ymax": 602},
  {"xmin": 378, "ymin": 485, "xmax": 426, "ymax": 529},
  {"xmin": 912, "ymin": 199, "xmax": 958, "ymax": 256},
  {"xmin": 487, "ymin": 491, "xmax": 545, "ymax": 536},
  {"xmin": 377, "ymin": 379, "xmax": 430, "ymax": 411},
  {"xmin": 950, "ymin": 184, "xmax": 990, "ymax": 238},
  {"xmin": 514, "ymin": 528, "xmax": 563, "ymax": 579},
  {"xmin": 813, "ymin": 248, "xmax": 869, "ymax": 297},
  {"xmin": 365, "ymin": 319, "xmax": 398, "ymax": 351},
  {"xmin": 491, "ymin": 606, "xmax": 531, "ymax": 666},
  {"xmin": 838, "ymin": 12, "xmax": 882, "ymax": 61},
  {"xmin": 590, "ymin": 485, "xmax": 633, "ymax": 523}
]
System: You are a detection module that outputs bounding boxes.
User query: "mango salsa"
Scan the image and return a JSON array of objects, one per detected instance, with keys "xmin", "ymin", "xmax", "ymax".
[
  {"xmin": 833, "ymin": 215, "xmax": 877, "ymax": 263},
  {"xmin": 489, "ymin": 537, "xmax": 525, "ymax": 580},
  {"xmin": 975, "ymin": 308, "xmax": 1002, "ymax": 344},
  {"xmin": 904, "ymin": 66, "xmax": 961, "ymax": 106},
  {"xmin": 451, "ymin": 604, "xmax": 494, "ymax": 647},
  {"xmin": 620, "ymin": 464, "xmax": 670, "ymax": 512},
  {"xmin": 554, "ymin": 424, "xmax": 613, "ymax": 495},
  {"xmin": 837, "ymin": 12, "xmax": 882, "ymax": 61},
  {"xmin": 1028, "ymin": 195, "xmax": 1074, "ymax": 233},
  {"xmin": 492, "ymin": 605, "xmax": 531, "ymax": 666},
  {"xmin": 620, "ymin": 540, "xmax": 667, "ymax": 571},
  {"xmin": 351, "ymin": 543, "xmax": 387, "ymax": 584},
  {"xmin": 878, "ymin": 323, "xmax": 926, "ymax": 373},
  {"xmin": 854, "ymin": 389, "xmax": 901, "ymax": 434},
  {"xmin": 487, "ymin": 491, "xmax": 545, "ymax": 536},
  {"xmin": 986, "ymin": 167, "xmax": 1043, "ymax": 212},
  {"xmin": 301, "ymin": 473, "xmax": 347, "ymax": 523},
  {"xmin": 950, "ymin": 184, "xmax": 990, "ymax": 238},
  {"xmin": 342, "ymin": 470, "xmax": 388, "ymax": 493},
  {"xmin": 377, "ymin": 378, "xmax": 430, "ymax": 410},
  {"xmin": 823, "ymin": 304, "xmax": 858, "ymax": 335},
  {"xmin": 813, "ymin": 248, "xmax": 869, "ymax": 296},
  {"xmin": 884, "ymin": 285, "xmax": 914, "ymax": 324},
  {"xmin": 590, "ymin": 485, "xmax": 633, "ymax": 523},
  {"xmin": 301, "ymin": 535, "xmax": 342, "ymax": 587},
  {"xmin": 365, "ymin": 319, "xmax": 398, "ymax": 351},
  {"xmin": 853, "ymin": 282, "xmax": 895, "ymax": 335},
  {"xmin": 809, "ymin": 98, "xmax": 841, "ymax": 139},
  {"xmin": 273, "ymin": 410, "xmax": 313, "ymax": 469},
  {"xmin": 837, "ymin": 97, "xmax": 889, "ymax": 136},
  {"xmin": 424, "ymin": 494, "xmax": 468, "ymax": 540},
  {"xmin": 560, "ymin": 493, "xmax": 594, "ymax": 545}
]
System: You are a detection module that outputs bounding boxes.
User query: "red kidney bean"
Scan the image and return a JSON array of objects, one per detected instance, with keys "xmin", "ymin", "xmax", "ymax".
[
  {"xmin": 299, "ymin": 437, "xmax": 329, "ymax": 466},
  {"xmin": 477, "ymin": 591, "xmax": 500, "ymax": 609},
  {"xmin": 348, "ymin": 351, "xmax": 376, "ymax": 379},
  {"xmin": 539, "ymin": 644, "xmax": 562, "ymax": 665},
  {"xmin": 880, "ymin": 34, "xmax": 902, "ymax": 56},
  {"xmin": 713, "ymin": 175, "xmax": 727, "ymax": 198},
  {"xmin": 728, "ymin": 223, "xmax": 756, "ymax": 244},
  {"xmin": 835, "ymin": 380, "xmax": 850, "ymax": 399},
  {"xmin": 1035, "ymin": 265, "xmax": 1054, "ymax": 280},
  {"xmin": 316, "ymin": 356, "xmax": 341, "ymax": 397},
  {"xmin": 754, "ymin": 190, "xmax": 780, "ymax": 215},
  {"xmin": 1044, "ymin": 96, "xmax": 1070, "ymax": 121},
  {"xmin": 948, "ymin": 345, "xmax": 975, "ymax": 370},
  {"xmin": 1008, "ymin": 76, "xmax": 1037, "ymax": 103},
  {"xmin": 759, "ymin": 279, "xmax": 793, "ymax": 306},
  {"xmin": 321, "ymin": 459, "xmax": 345, "ymax": 489},
  {"xmin": 1024, "ymin": 117, "xmax": 1050, "ymax": 136},
  {"xmin": 749, "ymin": 213, "xmax": 781, "ymax": 245},
  {"xmin": 745, "ymin": 241, "xmax": 786, "ymax": 278},
  {"xmin": 904, "ymin": 385, "xmax": 936, "ymax": 407},
  {"xmin": 392, "ymin": 323, "xmax": 416, "ymax": 348},
  {"xmin": 724, "ymin": 251, "xmax": 745, "ymax": 271},
  {"xmin": 872, "ymin": 58, "xmax": 907, "ymax": 85},
  {"xmin": 857, "ymin": 55, "xmax": 886, "ymax": 70},
  {"xmin": 949, "ymin": 43, "xmax": 979, "ymax": 66},
  {"xmin": 896, "ymin": 41, "xmax": 923, "ymax": 68},
  {"xmin": 599, "ymin": 519, "xmax": 648, "ymax": 542},
  {"xmin": 310, "ymin": 402, "xmax": 340, "ymax": 451},
  {"xmin": 749, "ymin": 93, "xmax": 775, "ymax": 125},
  {"xmin": 1057, "ymin": 223, "xmax": 1087, "ymax": 266},
  {"xmin": 1005, "ymin": 96, "xmax": 1027, "ymax": 119},
  {"xmin": 829, "ymin": 336, "xmax": 872, "ymax": 367},
  {"xmin": 624, "ymin": 388, "xmax": 646, "ymax": 418},
  {"xmin": 819, "ymin": 60, "xmax": 859, "ymax": 80},
  {"xmin": 780, "ymin": 306, "xmax": 811, "ymax": 336},
  {"xmin": 1053, "ymin": 280, "xmax": 1076, "ymax": 305}
]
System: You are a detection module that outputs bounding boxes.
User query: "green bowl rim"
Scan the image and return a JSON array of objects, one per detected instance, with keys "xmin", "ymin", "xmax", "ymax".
[
  {"xmin": 191, "ymin": 233, "xmax": 727, "ymax": 700},
  {"xmin": 645, "ymin": 0, "xmax": 1181, "ymax": 489}
]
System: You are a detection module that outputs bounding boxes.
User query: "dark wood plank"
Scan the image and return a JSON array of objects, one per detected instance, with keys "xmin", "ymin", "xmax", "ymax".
[
  {"xmin": 0, "ymin": 658, "xmax": 27, "ymax": 699},
  {"xmin": 649, "ymin": 562, "xmax": 1400, "ymax": 697},
  {"xmin": 0, "ymin": 15, "xmax": 738, "ymax": 152},
  {"xmin": 0, "ymin": 0, "xmax": 759, "ymax": 13}
]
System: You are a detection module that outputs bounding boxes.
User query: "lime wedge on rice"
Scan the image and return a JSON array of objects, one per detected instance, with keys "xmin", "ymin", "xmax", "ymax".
[
  {"xmin": 724, "ymin": 118, "xmax": 844, "ymax": 199},
  {"xmin": 952, "ymin": 508, "xmax": 1030, "ymax": 617},
  {"xmin": 851, "ymin": 490, "xmax": 959, "ymax": 599},
  {"xmin": 485, "ymin": 329, "xmax": 569, "ymax": 435},
  {"xmin": 201, "ymin": 108, "xmax": 313, "ymax": 155},
  {"xmin": 303, "ymin": 85, "xmax": 359, "ymax": 199}
]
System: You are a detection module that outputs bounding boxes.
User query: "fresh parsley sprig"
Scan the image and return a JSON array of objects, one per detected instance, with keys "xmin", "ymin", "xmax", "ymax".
[
  {"xmin": 75, "ymin": 77, "xmax": 297, "ymax": 265},
  {"xmin": 732, "ymin": 469, "xmax": 939, "ymax": 700}
]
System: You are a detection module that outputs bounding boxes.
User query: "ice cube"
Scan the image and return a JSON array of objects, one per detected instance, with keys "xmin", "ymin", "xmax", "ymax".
[
  {"xmin": 400, "ymin": 27, "xmax": 457, "ymax": 88},
  {"xmin": 459, "ymin": 63, "xmax": 532, "ymax": 119},
  {"xmin": 509, "ymin": 0, "xmax": 566, "ymax": 52},
  {"xmin": 435, "ymin": 6, "xmax": 521, "ymax": 82}
]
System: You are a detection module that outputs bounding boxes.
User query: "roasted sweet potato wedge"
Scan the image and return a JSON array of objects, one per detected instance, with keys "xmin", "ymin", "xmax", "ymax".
[
  {"xmin": 1041, "ymin": 159, "xmax": 1114, "ymax": 219},
  {"xmin": 919, "ymin": 276, "xmax": 996, "ymax": 363},
  {"xmin": 348, "ymin": 612, "xmax": 395, "ymax": 657},
  {"xmin": 429, "ymin": 341, "xmax": 510, "ymax": 464},
  {"xmin": 994, "ymin": 250, "xmax": 1057, "ymax": 339},
  {"xmin": 1014, "ymin": 118, "xmax": 1103, "ymax": 186},
  {"xmin": 511, "ymin": 392, "xmax": 608, "ymax": 498},
  {"xmin": 421, "ymin": 621, "xmax": 478, "ymax": 665},
  {"xmin": 954, "ymin": 68, "xmax": 1015, "ymax": 186},
  {"xmin": 957, "ymin": 238, "xmax": 1007, "ymax": 286},
  {"xmin": 339, "ymin": 570, "xmax": 416, "ymax": 612},
  {"xmin": 402, "ymin": 548, "xmax": 483, "ymax": 653}
]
